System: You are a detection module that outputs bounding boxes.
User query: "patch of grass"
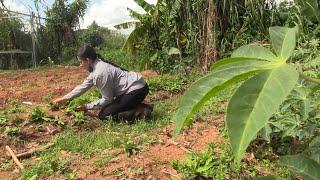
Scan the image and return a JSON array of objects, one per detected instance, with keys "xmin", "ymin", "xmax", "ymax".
[
  {"xmin": 103, "ymin": 98, "xmax": 175, "ymax": 136},
  {"xmin": 21, "ymin": 148, "xmax": 70, "ymax": 180},
  {"xmin": 0, "ymin": 113, "xmax": 8, "ymax": 126},
  {"xmin": 54, "ymin": 130, "xmax": 122, "ymax": 156},
  {"xmin": 173, "ymin": 125, "xmax": 293, "ymax": 179},
  {"xmin": 4, "ymin": 126, "xmax": 20, "ymax": 136},
  {"xmin": 146, "ymin": 75, "xmax": 186, "ymax": 94},
  {"xmin": 123, "ymin": 138, "xmax": 140, "ymax": 157},
  {"xmin": 5, "ymin": 99, "xmax": 24, "ymax": 114}
]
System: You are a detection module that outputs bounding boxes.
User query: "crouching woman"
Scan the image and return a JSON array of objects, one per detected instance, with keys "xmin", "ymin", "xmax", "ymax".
[{"xmin": 53, "ymin": 45, "xmax": 152, "ymax": 121}]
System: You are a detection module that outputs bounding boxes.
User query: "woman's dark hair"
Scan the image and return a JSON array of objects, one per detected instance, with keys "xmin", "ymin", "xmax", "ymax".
[
  {"xmin": 77, "ymin": 45, "xmax": 98, "ymax": 61},
  {"xmin": 77, "ymin": 45, "xmax": 128, "ymax": 71}
]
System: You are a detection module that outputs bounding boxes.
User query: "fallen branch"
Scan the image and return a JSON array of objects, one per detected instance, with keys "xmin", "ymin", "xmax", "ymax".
[
  {"xmin": 5, "ymin": 146, "xmax": 25, "ymax": 170},
  {"xmin": 168, "ymin": 139, "xmax": 192, "ymax": 153},
  {"xmin": 179, "ymin": 146, "xmax": 192, "ymax": 153},
  {"xmin": 16, "ymin": 143, "xmax": 55, "ymax": 159}
]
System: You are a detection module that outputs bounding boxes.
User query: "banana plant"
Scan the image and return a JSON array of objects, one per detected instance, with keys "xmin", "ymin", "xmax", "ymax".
[
  {"xmin": 173, "ymin": 26, "xmax": 320, "ymax": 163},
  {"xmin": 114, "ymin": 0, "xmax": 158, "ymax": 51},
  {"xmin": 295, "ymin": 0, "xmax": 320, "ymax": 23}
]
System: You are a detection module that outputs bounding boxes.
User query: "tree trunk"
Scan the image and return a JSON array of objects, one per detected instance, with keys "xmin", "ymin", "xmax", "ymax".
[{"xmin": 57, "ymin": 32, "xmax": 62, "ymax": 64}]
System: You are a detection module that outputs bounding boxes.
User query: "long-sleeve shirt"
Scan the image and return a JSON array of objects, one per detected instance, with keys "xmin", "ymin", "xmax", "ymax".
[{"xmin": 63, "ymin": 58, "xmax": 146, "ymax": 109}]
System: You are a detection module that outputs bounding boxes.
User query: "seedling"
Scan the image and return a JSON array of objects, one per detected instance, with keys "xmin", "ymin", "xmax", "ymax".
[
  {"xmin": 123, "ymin": 139, "xmax": 140, "ymax": 157},
  {"xmin": 30, "ymin": 107, "xmax": 64, "ymax": 126},
  {"xmin": 30, "ymin": 107, "xmax": 48, "ymax": 121}
]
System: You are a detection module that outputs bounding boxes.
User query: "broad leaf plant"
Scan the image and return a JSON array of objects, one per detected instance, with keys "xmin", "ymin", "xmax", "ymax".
[{"xmin": 173, "ymin": 26, "xmax": 320, "ymax": 173}]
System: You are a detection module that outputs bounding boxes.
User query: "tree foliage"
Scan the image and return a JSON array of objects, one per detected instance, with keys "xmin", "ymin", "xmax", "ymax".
[{"xmin": 45, "ymin": 0, "xmax": 88, "ymax": 64}]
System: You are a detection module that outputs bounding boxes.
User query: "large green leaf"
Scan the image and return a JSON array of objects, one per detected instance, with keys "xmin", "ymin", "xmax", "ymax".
[
  {"xmin": 121, "ymin": 25, "xmax": 145, "ymax": 51},
  {"xmin": 210, "ymin": 57, "xmax": 258, "ymax": 71},
  {"xmin": 231, "ymin": 45, "xmax": 277, "ymax": 61},
  {"xmin": 307, "ymin": 136, "xmax": 320, "ymax": 164},
  {"xmin": 296, "ymin": 0, "xmax": 320, "ymax": 23},
  {"xmin": 114, "ymin": 21, "xmax": 138, "ymax": 29},
  {"xmin": 133, "ymin": 0, "xmax": 155, "ymax": 13},
  {"xmin": 173, "ymin": 60, "xmax": 273, "ymax": 136},
  {"xmin": 280, "ymin": 154, "xmax": 320, "ymax": 180},
  {"xmin": 227, "ymin": 64, "xmax": 298, "ymax": 163},
  {"xmin": 269, "ymin": 27, "xmax": 296, "ymax": 62}
]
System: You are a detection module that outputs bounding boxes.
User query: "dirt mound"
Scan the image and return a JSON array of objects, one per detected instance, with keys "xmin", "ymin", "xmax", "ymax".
[{"xmin": 0, "ymin": 66, "xmax": 87, "ymax": 107}]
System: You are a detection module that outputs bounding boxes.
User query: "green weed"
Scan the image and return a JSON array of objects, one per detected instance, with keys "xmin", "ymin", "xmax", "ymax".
[
  {"xmin": 123, "ymin": 138, "xmax": 140, "ymax": 157},
  {"xmin": 21, "ymin": 148, "xmax": 70, "ymax": 180},
  {"xmin": 30, "ymin": 107, "xmax": 64, "ymax": 126},
  {"xmin": 172, "ymin": 143, "xmax": 231, "ymax": 179},
  {"xmin": 73, "ymin": 111, "xmax": 86, "ymax": 124},
  {"xmin": 100, "ymin": 49, "xmax": 142, "ymax": 71},
  {"xmin": 30, "ymin": 107, "xmax": 47, "ymax": 121},
  {"xmin": 0, "ymin": 113, "xmax": 8, "ymax": 126},
  {"xmin": 63, "ymin": 88, "xmax": 99, "ymax": 114}
]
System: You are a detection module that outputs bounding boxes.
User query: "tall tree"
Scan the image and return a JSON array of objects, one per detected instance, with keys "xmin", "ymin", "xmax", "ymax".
[{"xmin": 45, "ymin": 0, "xmax": 88, "ymax": 64}]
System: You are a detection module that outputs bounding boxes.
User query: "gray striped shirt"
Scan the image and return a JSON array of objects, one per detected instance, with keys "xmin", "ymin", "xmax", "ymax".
[{"xmin": 63, "ymin": 59, "xmax": 145, "ymax": 109}]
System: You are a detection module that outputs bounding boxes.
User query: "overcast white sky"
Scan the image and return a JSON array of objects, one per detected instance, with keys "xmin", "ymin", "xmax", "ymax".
[
  {"xmin": 80, "ymin": 0, "xmax": 157, "ymax": 30},
  {"xmin": 3, "ymin": 0, "xmax": 288, "ymax": 32},
  {"xmin": 3, "ymin": 0, "xmax": 157, "ymax": 31}
]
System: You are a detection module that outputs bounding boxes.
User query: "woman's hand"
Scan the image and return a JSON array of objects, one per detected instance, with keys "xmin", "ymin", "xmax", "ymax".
[
  {"xmin": 75, "ymin": 105, "xmax": 87, "ymax": 111},
  {"xmin": 52, "ymin": 97, "xmax": 69, "ymax": 107}
]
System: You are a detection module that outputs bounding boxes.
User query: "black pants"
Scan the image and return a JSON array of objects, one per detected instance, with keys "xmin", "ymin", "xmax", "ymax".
[{"xmin": 98, "ymin": 84, "xmax": 149, "ymax": 120}]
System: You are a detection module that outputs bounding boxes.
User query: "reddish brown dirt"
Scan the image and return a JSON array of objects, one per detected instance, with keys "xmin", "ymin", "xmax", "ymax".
[{"xmin": 0, "ymin": 66, "xmax": 88, "ymax": 108}]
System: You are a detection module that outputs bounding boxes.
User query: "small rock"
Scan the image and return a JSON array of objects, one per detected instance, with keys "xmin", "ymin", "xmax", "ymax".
[{"xmin": 77, "ymin": 171, "xmax": 87, "ymax": 179}]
